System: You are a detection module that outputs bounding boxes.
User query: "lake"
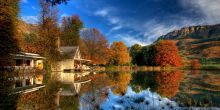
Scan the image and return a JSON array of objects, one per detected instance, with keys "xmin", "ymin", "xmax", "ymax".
[{"xmin": 16, "ymin": 70, "xmax": 220, "ymax": 109}]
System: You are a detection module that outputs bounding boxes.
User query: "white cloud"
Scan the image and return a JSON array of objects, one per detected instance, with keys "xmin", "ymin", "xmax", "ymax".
[
  {"xmin": 61, "ymin": 13, "xmax": 69, "ymax": 18},
  {"xmin": 182, "ymin": 0, "xmax": 220, "ymax": 24},
  {"xmin": 116, "ymin": 34, "xmax": 148, "ymax": 46},
  {"xmin": 21, "ymin": 0, "xmax": 28, "ymax": 3},
  {"xmin": 109, "ymin": 17, "xmax": 120, "ymax": 24},
  {"xmin": 31, "ymin": 6, "xmax": 36, "ymax": 10},
  {"xmin": 94, "ymin": 9, "xmax": 109, "ymax": 17},
  {"xmin": 111, "ymin": 25, "xmax": 122, "ymax": 31},
  {"xmin": 81, "ymin": 0, "xmax": 220, "ymax": 46},
  {"xmin": 122, "ymin": 36, "xmax": 148, "ymax": 46},
  {"xmin": 21, "ymin": 16, "xmax": 38, "ymax": 24}
]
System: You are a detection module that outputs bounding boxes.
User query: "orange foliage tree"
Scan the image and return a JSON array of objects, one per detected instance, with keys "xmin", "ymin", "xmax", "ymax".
[
  {"xmin": 110, "ymin": 41, "xmax": 131, "ymax": 65},
  {"xmin": 156, "ymin": 71, "xmax": 182, "ymax": 97},
  {"xmin": 155, "ymin": 40, "xmax": 182, "ymax": 67},
  {"xmin": 81, "ymin": 28, "xmax": 111, "ymax": 65},
  {"xmin": 190, "ymin": 59, "xmax": 200, "ymax": 69}
]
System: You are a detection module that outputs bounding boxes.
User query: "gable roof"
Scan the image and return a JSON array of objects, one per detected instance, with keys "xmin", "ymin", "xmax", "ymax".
[{"xmin": 60, "ymin": 46, "xmax": 79, "ymax": 58}]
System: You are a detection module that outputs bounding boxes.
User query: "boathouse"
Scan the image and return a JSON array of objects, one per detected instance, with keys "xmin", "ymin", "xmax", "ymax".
[{"xmin": 56, "ymin": 46, "xmax": 91, "ymax": 71}]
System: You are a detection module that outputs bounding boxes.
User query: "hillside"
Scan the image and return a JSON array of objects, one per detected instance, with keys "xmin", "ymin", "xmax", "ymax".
[
  {"xmin": 16, "ymin": 20, "xmax": 40, "ymax": 53},
  {"xmin": 157, "ymin": 24, "xmax": 220, "ymax": 64},
  {"xmin": 17, "ymin": 20, "xmax": 38, "ymax": 34}
]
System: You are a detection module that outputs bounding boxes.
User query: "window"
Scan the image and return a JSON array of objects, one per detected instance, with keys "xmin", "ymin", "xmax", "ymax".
[
  {"xmin": 15, "ymin": 80, "xmax": 22, "ymax": 88},
  {"xmin": 15, "ymin": 59, "xmax": 23, "ymax": 66},
  {"xmin": 26, "ymin": 79, "xmax": 31, "ymax": 86},
  {"xmin": 26, "ymin": 60, "xmax": 31, "ymax": 66}
]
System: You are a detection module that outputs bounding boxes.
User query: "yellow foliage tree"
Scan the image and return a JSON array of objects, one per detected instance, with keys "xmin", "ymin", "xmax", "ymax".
[{"xmin": 110, "ymin": 41, "xmax": 131, "ymax": 65}]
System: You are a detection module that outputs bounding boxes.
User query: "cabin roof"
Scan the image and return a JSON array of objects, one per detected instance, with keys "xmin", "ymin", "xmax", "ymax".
[
  {"xmin": 13, "ymin": 52, "xmax": 45, "ymax": 59},
  {"xmin": 60, "ymin": 46, "xmax": 79, "ymax": 58}
]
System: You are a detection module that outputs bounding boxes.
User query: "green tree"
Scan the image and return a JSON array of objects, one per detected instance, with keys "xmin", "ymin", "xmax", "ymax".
[
  {"xmin": 130, "ymin": 44, "xmax": 142, "ymax": 65},
  {"xmin": 141, "ymin": 45, "xmax": 156, "ymax": 65},
  {"xmin": 61, "ymin": 15, "xmax": 83, "ymax": 46},
  {"xmin": 46, "ymin": 0, "xmax": 69, "ymax": 5}
]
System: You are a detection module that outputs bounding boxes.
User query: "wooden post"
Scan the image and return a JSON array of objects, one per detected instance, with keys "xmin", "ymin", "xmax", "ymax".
[{"xmin": 55, "ymin": 88, "xmax": 62, "ymax": 109}]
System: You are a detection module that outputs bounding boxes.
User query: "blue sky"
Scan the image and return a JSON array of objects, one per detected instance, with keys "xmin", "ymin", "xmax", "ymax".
[{"xmin": 20, "ymin": 0, "xmax": 220, "ymax": 46}]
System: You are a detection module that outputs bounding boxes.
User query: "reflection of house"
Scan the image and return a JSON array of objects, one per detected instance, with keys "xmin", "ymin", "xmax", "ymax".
[
  {"xmin": 14, "ymin": 74, "xmax": 44, "ymax": 88},
  {"xmin": 53, "ymin": 71, "xmax": 91, "ymax": 96},
  {"xmin": 13, "ymin": 52, "xmax": 45, "ymax": 70},
  {"xmin": 55, "ymin": 46, "xmax": 90, "ymax": 71}
]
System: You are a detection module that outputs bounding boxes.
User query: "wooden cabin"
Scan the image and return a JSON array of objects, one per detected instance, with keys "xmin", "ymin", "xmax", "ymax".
[
  {"xmin": 13, "ymin": 52, "xmax": 45, "ymax": 70},
  {"xmin": 55, "ymin": 46, "xmax": 91, "ymax": 71},
  {"xmin": 11, "ymin": 52, "xmax": 45, "ymax": 88}
]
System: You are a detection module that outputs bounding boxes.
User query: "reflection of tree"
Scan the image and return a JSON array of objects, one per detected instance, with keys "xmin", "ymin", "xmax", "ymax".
[
  {"xmin": 17, "ymin": 77, "xmax": 61, "ymax": 109},
  {"xmin": 131, "ymin": 71, "xmax": 157, "ymax": 92},
  {"xmin": 131, "ymin": 71, "xmax": 182, "ymax": 98},
  {"xmin": 80, "ymin": 73, "xmax": 111, "ymax": 110},
  {"xmin": 0, "ymin": 70, "xmax": 19, "ymax": 109},
  {"xmin": 190, "ymin": 70, "xmax": 200, "ymax": 77},
  {"xmin": 60, "ymin": 96, "xmax": 79, "ymax": 110},
  {"xmin": 109, "ymin": 72, "xmax": 132, "ymax": 95},
  {"xmin": 156, "ymin": 71, "xmax": 182, "ymax": 97}
]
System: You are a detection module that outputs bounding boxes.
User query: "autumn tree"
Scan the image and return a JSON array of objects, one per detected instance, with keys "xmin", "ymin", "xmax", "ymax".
[
  {"xmin": 81, "ymin": 28, "xmax": 111, "ymax": 65},
  {"xmin": 155, "ymin": 40, "xmax": 182, "ymax": 67},
  {"xmin": 39, "ymin": 0, "xmax": 60, "ymax": 62},
  {"xmin": 0, "ymin": 0, "xmax": 19, "ymax": 66},
  {"xmin": 110, "ymin": 41, "xmax": 130, "ymax": 65},
  {"xmin": 61, "ymin": 15, "xmax": 83, "ymax": 46},
  {"xmin": 130, "ymin": 44, "xmax": 142, "ymax": 65},
  {"xmin": 190, "ymin": 59, "xmax": 200, "ymax": 69},
  {"xmin": 0, "ymin": 1, "xmax": 20, "ymax": 109}
]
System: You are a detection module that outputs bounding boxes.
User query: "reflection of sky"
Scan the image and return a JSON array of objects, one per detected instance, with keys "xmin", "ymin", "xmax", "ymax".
[
  {"xmin": 80, "ymin": 86, "xmax": 179, "ymax": 110},
  {"xmin": 78, "ymin": 71, "xmax": 220, "ymax": 108},
  {"xmin": 20, "ymin": 0, "xmax": 220, "ymax": 46}
]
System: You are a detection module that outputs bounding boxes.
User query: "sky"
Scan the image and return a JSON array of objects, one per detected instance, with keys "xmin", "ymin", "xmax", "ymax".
[{"xmin": 20, "ymin": 0, "xmax": 220, "ymax": 46}]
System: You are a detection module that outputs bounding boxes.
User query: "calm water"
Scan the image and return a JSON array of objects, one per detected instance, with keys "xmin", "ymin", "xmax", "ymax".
[{"xmin": 16, "ymin": 70, "xmax": 220, "ymax": 109}]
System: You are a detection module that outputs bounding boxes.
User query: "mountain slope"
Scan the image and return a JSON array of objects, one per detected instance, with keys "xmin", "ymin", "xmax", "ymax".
[{"xmin": 157, "ymin": 24, "xmax": 220, "ymax": 63}]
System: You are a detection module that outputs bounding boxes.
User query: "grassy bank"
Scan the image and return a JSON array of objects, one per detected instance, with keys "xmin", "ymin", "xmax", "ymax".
[
  {"xmin": 183, "ymin": 64, "xmax": 220, "ymax": 70},
  {"xmin": 104, "ymin": 64, "xmax": 220, "ymax": 72},
  {"xmin": 105, "ymin": 66, "xmax": 182, "ymax": 72},
  {"xmin": 201, "ymin": 64, "xmax": 220, "ymax": 70}
]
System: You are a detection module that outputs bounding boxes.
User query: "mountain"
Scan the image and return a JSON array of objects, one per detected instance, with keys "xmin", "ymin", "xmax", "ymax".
[{"xmin": 157, "ymin": 24, "xmax": 220, "ymax": 63}]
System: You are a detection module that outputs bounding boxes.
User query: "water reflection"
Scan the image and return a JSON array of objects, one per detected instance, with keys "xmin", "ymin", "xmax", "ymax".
[
  {"xmin": 13, "ymin": 70, "xmax": 220, "ymax": 109},
  {"xmin": 131, "ymin": 71, "xmax": 183, "ymax": 98},
  {"xmin": 155, "ymin": 71, "xmax": 182, "ymax": 97},
  {"xmin": 109, "ymin": 72, "xmax": 132, "ymax": 95},
  {"xmin": 17, "ymin": 76, "xmax": 61, "ymax": 110},
  {"xmin": 177, "ymin": 70, "xmax": 220, "ymax": 107}
]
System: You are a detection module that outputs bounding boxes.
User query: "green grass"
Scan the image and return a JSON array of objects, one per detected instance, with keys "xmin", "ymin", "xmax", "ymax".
[{"xmin": 201, "ymin": 64, "xmax": 220, "ymax": 70}]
